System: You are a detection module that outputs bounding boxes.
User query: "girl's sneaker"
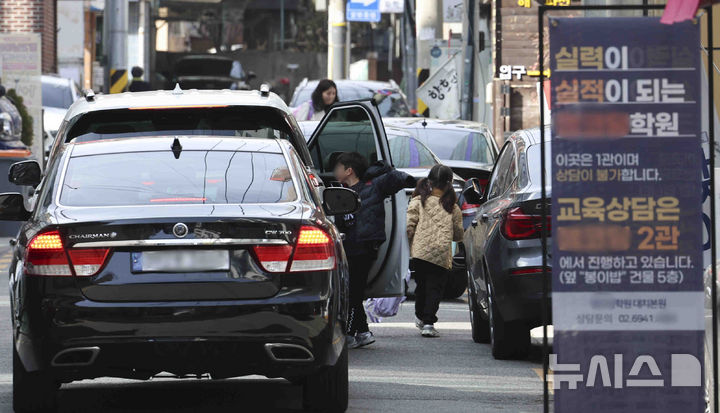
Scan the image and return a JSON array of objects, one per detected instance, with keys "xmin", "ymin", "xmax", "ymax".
[
  {"xmin": 421, "ymin": 324, "xmax": 439, "ymax": 337},
  {"xmin": 351, "ymin": 331, "xmax": 376, "ymax": 348}
]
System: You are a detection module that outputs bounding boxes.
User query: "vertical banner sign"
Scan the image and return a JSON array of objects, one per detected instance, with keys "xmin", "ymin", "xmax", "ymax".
[{"xmin": 550, "ymin": 18, "xmax": 704, "ymax": 412}]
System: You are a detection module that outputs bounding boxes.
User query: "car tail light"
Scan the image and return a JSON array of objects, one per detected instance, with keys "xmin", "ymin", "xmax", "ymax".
[
  {"xmin": 252, "ymin": 226, "xmax": 335, "ymax": 273},
  {"xmin": 461, "ymin": 201, "xmax": 480, "ymax": 217},
  {"xmin": 67, "ymin": 249, "xmax": 112, "ymax": 276},
  {"xmin": 25, "ymin": 230, "xmax": 111, "ymax": 277},
  {"xmin": 502, "ymin": 207, "xmax": 551, "ymax": 240},
  {"xmin": 509, "ymin": 266, "xmax": 551, "ymax": 276},
  {"xmin": 252, "ymin": 245, "xmax": 293, "ymax": 273}
]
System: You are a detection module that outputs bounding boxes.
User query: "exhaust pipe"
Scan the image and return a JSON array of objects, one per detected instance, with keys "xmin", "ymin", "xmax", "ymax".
[
  {"xmin": 51, "ymin": 346, "xmax": 100, "ymax": 367},
  {"xmin": 264, "ymin": 343, "xmax": 314, "ymax": 362}
]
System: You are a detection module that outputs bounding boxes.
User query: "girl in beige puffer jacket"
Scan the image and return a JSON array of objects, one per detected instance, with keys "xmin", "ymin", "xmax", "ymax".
[{"xmin": 407, "ymin": 165, "xmax": 464, "ymax": 337}]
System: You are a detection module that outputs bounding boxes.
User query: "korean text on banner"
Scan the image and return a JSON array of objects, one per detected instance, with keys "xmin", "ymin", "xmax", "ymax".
[
  {"xmin": 416, "ymin": 52, "xmax": 462, "ymax": 119},
  {"xmin": 550, "ymin": 18, "xmax": 704, "ymax": 413}
]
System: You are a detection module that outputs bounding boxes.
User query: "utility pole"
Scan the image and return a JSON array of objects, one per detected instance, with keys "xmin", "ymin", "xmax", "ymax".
[
  {"xmin": 415, "ymin": 0, "xmax": 443, "ymax": 116},
  {"xmin": 106, "ymin": 0, "xmax": 128, "ymax": 93},
  {"xmin": 401, "ymin": 0, "xmax": 416, "ymax": 110},
  {"xmin": 327, "ymin": 0, "xmax": 347, "ymax": 79}
]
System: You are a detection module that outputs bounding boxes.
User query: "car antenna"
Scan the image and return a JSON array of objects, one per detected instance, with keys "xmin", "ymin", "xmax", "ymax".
[{"xmin": 171, "ymin": 137, "xmax": 182, "ymax": 159}]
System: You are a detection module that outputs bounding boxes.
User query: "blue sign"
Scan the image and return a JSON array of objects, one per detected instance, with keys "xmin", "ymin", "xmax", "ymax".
[
  {"xmin": 550, "ymin": 18, "xmax": 703, "ymax": 412},
  {"xmin": 346, "ymin": 0, "xmax": 381, "ymax": 22}
]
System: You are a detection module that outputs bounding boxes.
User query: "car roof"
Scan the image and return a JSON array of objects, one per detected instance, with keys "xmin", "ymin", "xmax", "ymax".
[
  {"xmin": 383, "ymin": 117, "xmax": 492, "ymax": 133},
  {"xmin": 64, "ymin": 89, "xmax": 291, "ymax": 122},
  {"xmin": 514, "ymin": 126, "xmax": 552, "ymax": 146},
  {"xmin": 301, "ymin": 79, "xmax": 399, "ymax": 91},
  {"xmin": 41, "ymin": 74, "xmax": 71, "ymax": 86},
  {"xmin": 67, "ymin": 136, "xmax": 285, "ymax": 157}
]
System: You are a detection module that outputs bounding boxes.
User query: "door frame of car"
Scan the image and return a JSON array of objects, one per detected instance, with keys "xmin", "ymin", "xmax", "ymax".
[{"xmin": 307, "ymin": 99, "xmax": 408, "ymax": 298}]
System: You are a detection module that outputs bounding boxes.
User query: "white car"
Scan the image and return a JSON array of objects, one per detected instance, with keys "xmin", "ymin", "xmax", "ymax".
[{"xmin": 42, "ymin": 74, "xmax": 82, "ymax": 157}]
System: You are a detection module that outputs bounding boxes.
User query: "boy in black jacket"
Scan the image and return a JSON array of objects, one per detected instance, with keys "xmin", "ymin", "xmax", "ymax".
[{"xmin": 333, "ymin": 152, "xmax": 415, "ymax": 348}]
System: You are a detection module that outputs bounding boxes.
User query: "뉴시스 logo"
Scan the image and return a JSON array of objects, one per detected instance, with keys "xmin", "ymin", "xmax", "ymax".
[{"xmin": 551, "ymin": 353, "xmax": 701, "ymax": 390}]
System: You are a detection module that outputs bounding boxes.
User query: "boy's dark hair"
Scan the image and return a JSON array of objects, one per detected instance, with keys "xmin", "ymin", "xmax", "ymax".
[
  {"xmin": 311, "ymin": 79, "xmax": 339, "ymax": 112},
  {"xmin": 412, "ymin": 164, "xmax": 456, "ymax": 213},
  {"xmin": 336, "ymin": 152, "xmax": 369, "ymax": 181},
  {"xmin": 131, "ymin": 66, "xmax": 144, "ymax": 78}
]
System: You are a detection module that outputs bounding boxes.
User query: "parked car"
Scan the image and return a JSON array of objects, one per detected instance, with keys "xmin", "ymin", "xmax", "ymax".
[
  {"xmin": 463, "ymin": 126, "xmax": 550, "ymax": 360},
  {"xmin": 15, "ymin": 87, "xmax": 410, "ymax": 412},
  {"xmin": 41, "ymin": 74, "xmax": 82, "ymax": 157},
  {"xmin": 48, "ymin": 88, "xmax": 409, "ymax": 301},
  {"xmin": 383, "ymin": 117, "xmax": 499, "ymax": 229},
  {"xmin": 3, "ymin": 137, "xmax": 358, "ymax": 412},
  {"xmin": 298, "ymin": 121, "xmax": 468, "ymax": 299},
  {"xmin": 171, "ymin": 55, "xmax": 256, "ymax": 90},
  {"xmin": 290, "ymin": 79, "xmax": 412, "ymax": 118}
]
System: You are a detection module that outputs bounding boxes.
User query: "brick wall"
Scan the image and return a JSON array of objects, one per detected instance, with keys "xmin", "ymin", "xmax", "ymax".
[{"xmin": 0, "ymin": 0, "xmax": 57, "ymax": 73}]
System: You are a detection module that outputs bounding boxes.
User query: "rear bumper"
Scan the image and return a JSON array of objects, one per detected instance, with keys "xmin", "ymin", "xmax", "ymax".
[
  {"xmin": 494, "ymin": 273, "xmax": 552, "ymax": 326},
  {"xmin": 15, "ymin": 297, "xmax": 345, "ymax": 381}
]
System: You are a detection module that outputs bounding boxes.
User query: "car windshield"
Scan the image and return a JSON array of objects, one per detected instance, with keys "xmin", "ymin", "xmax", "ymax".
[
  {"xmin": 292, "ymin": 85, "xmax": 410, "ymax": 117},
  {"xmin": 42, "ymin": 81, "xmax": 73, "ymax": 109},
  {"xmin": 424, "ymin": 129, "xmax": 495, "ymax": 165},
  {"xmin": 60, "ymin": 151, "xmax": 297, "ymax": 206},
  {"xmin": 388, "ymin": 134, "xmax": 437, "ymax": 169},
  {"xmin": 66, "ymin": 106, "xmax": 293, "ymax": 142}
]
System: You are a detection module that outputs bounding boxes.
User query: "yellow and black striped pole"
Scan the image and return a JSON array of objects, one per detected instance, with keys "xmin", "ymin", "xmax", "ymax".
[
  {"xmin": 109, "ymin": 69, "xmax": 128, "ymax": 94},
  {"xmin": 417, "ymin": 68, "xmax": 430, "ymax": 117}
]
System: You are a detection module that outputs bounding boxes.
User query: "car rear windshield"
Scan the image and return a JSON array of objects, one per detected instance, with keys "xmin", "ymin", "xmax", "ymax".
[
  {"xmin": 65, "ymin": 106, "xmax": 293, "ymax": 142},
  {"xmin": 388, "ymin": 135, "xmax": 437, "ymax": 169},
  {"xmin": 59, "ymin": 151, "xmax": 297, "ymax": 206},
  {"xmin": 424, "ymin": 129, "xmax": 495, "ymax": 165}
]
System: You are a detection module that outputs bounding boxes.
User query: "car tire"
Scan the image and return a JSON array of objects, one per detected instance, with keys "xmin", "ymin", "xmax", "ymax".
[
  {"xmin": 487, "ymin": 281, "xmax": 530, "ymax": 360},
  {"xmin": 443, "ymin": 269, "xmax": 467, "ymax": 299},
  {"xmin": 13, "ymin": 345, "xmax": 57, "ymax": 413},
  {"xmin": 303, "ymin": 344, "xmax": 348, "ymax": 412},
  {"xmin": 468, "ymin": 276, "xmax": 490, "ymax": 343}
]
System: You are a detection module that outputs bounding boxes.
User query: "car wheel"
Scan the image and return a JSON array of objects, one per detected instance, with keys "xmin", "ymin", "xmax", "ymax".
[
  {"xmin": 303, "ymin": 344, "xmax": 348, "ymax": 412},
  {"xmin": 468, "ymin": 273, "xmax": 490, "ymax": 343},
  {"xmin": 13, "ymin": 344, "xmax": 57, "ymax": 413},
  {"xmin": 443, "ymin": 268, "xmax": 467, "ymax": 299},
  {"xmin": 487, "ymin": 281, "xmax": 530, "ymax": 360}
]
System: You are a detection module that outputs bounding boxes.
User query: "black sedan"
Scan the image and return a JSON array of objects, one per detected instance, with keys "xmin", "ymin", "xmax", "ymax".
[
  {"xmin": 2, "ymin": 136, "xmax": 358, "ymax": 412},
  {"xmin": 462, "ymin": 127, "xmax": 550, "ymax": 360}
]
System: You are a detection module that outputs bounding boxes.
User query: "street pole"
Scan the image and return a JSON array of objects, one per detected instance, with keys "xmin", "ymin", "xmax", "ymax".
[
  {"xmin": 107, "ymin": 0, "xmax": 128, "ymax": 93},
  {"xmin": 280, "ymin": 0, "xmax": 285, "ymax": 51},
  {"xmin": 402, "ymin": 0, "xmax": 417, "ymax": 111},
  {"xmin": 327, "ymin": 0, "xmax": 346, "ymax": 79},
  {"xmin": 415, "ymin": 0, "xmax": 443, "ymax": 116}
]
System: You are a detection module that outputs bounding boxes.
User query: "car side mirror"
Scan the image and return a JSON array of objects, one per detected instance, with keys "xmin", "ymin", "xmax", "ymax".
[
  {"xmin": 462, "ymin": 178, "xmax": 484, "ymax": 205},
  {"xmin": 8, "ymin": 160, "xmax": 41, "ymax": 187},
  {"xmin": 0, "ymin": 192, "xmax": 30, "ymax": 221},
  {"xmin": 322, "ymin": 187, "xmax": 360, "ymax": 215}
]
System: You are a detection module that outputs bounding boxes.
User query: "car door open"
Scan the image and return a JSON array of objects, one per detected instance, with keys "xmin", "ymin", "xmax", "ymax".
[{"xmin": 307, "ymin": 100, "xmax": 408, "ymax": 298}]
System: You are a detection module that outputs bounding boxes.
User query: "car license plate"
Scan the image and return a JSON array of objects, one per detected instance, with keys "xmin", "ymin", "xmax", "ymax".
[{"xmin": 131, "ymin": 250, "xmax": 230, "ymax": 273}]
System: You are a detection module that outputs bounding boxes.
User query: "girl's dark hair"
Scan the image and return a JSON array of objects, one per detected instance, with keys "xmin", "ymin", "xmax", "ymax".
[
  {"xmin": 311, "ymin": 79, "xmax": 339, "ymax": 112},
  {"xmin": 412, "ymin": 164, "xmax": 456, "ymax": 213}
]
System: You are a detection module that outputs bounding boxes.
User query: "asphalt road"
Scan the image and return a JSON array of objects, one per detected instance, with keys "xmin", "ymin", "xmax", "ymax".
[{"xmin": 0, "ymin": 243, "xmax": 548, "ymax": 412}]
